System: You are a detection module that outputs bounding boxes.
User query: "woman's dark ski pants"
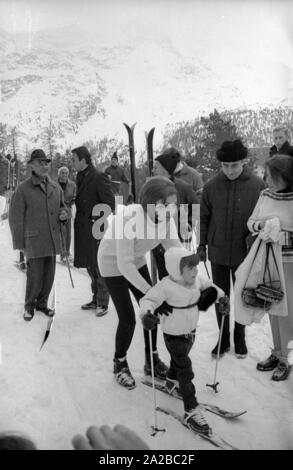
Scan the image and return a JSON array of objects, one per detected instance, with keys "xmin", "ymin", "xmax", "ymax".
[{"xmin": 103, "ymin": 265, "xmax": 157, "ymax": 359}]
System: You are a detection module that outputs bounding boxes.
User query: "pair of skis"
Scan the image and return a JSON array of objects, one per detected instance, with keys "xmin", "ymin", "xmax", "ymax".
[
  {"xmin": 123, "ymin": 124, "xmax": 155, "ymax": 203},
  {"xmin": 4, "ymin": 154, "xmax": 18, "ymax": 190},
  {"xmin": 142, "ymin": 377, "xmax": 245, "ymax": 450}
]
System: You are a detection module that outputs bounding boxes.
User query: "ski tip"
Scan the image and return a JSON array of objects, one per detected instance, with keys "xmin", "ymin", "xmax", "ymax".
[{"xmin": 123, "ymin": 122, "xmax": 136, "ymax": 131}]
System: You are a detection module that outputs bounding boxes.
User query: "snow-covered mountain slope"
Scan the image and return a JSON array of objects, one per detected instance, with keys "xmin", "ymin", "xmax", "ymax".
[
  {"xmin": 0, "ymin": 219, "xmax": 292, "ymax": 450},
  {"xmin": 0, "ymin": 22, "xmax": 289, "ymax": 154}
]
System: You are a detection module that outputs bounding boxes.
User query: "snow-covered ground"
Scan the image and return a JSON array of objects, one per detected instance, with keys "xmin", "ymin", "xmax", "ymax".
[{"xmin": 0, "ymin": 217, "xmax": 292, "ymax": 450}]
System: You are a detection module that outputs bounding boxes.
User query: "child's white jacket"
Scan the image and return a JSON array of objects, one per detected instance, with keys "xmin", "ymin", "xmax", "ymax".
[{"xmin": 139, "ymin": 247, "xmax": 224, "ymax": 336}]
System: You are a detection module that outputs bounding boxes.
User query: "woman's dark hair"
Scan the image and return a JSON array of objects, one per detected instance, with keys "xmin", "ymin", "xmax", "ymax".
[
  {"xmin": 180, "ymin": 253, "xmax": 200, "ymax": 273},
  {"xmin": 266, "ymin": 155, "xmax": 293, "ymax": 191},
  {"xmin": 0, "ymin": 433, "xmax": 37, "ymax": 450},
  {"xmin": 72, "ymin": 146, "xmax": 92, "ymax": 165},
  {"xmin": 139, "ymin": 176, "xmax": 177, "ymax": 211}
]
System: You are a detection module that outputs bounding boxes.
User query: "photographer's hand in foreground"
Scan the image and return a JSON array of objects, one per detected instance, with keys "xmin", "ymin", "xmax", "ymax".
[{"xmin": 72, "ymin": 424, "xmax": 150, "ymax": 450}]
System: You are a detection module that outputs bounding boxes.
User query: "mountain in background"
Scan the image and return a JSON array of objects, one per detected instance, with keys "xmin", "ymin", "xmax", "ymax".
[{"xmin": 0, "ymin": 22, "xmax": 289, "ymax": 154}]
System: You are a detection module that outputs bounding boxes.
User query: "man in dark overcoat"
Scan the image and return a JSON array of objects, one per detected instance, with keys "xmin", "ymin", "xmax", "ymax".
[
  {"xmin": 9, "ymin": 149, "xmax": 68, "ymax": 320},
  {"xmin": 198, "ymin": 140, "xmax": 265, "ymax": 358},
  {"xmin": 72, "ymin": 146, "xmax": 115, "ymax": 317}
]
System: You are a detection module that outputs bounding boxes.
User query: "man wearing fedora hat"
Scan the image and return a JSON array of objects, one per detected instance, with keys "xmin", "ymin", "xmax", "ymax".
[
  {"xmin": 198, "ymin": 140, "xmax": 265, "ymax": 358},
  {"xmin": 9, "ymin": 149, "xmax": 68, "ymax": 321}
]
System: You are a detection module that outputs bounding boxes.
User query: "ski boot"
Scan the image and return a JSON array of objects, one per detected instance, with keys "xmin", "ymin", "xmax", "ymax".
[
  {"xmin": 184, "ymin": 406, "xmax": 211, "ymax": 435},
  {"xmin": 113, "ymin": 357, "xmax": 136, "ymax": 390}
]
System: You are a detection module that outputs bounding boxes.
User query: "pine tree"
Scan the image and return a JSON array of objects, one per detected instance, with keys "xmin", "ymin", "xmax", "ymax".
[
  {"xmin": 163, "ymin": 109, "xmax": 244, "ymax": 181},
  {"xmin": 192, "ymin": 109, "xmax": 239, "ymax": 180},
  {"xmin": 41, "ymin": 116, "xmax": 57, "ymax": 160}
]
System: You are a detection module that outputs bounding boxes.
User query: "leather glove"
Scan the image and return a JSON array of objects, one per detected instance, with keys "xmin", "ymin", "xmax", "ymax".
[
  {"xmin": 196, "ymin": 244, "xmax": 207, "ymax": 262},
  {"xmin": 218, "ymin": 295, "xmax": 230, "ymax": 316},
  {"xmin": 154, "ymin": 301, "xmax": 173, "ymax": 316},
  {"xmin": 142, "ymin": 311, "xmax": 160, "ymax": 330}
]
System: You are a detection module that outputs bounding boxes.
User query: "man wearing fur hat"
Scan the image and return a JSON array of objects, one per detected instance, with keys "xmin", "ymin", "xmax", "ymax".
[
  {"xmin": 198, "ymin": 139, "xmax": 265, "ymax": 358},
  {"xmin": 9, "ymin": 149, "xmax": 68, "ymax": 321}
]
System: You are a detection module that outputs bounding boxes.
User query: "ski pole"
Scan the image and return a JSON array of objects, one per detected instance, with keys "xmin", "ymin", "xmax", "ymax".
[
  {"xmin": 206, "ymin": 313, "xmax": 225, "ymax": 393},
  {"xmin": 204, "ymin": 261, "xmax": 210, "ymax": 279},
  {"xmin": 60, "ymin": 225, "xmax": 74, "ymax": 288},
  {"xmin": 148, "ymin": 329, "xmax": 166, "ymax": 437}
]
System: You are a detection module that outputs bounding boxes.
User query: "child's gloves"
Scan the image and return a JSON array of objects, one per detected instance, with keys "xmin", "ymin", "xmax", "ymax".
[
  {"xmin": 154, "ymin": 301, "xmax": 173, "ymax": 316},
  {"xmin": 141, "ymin": 311, "xmax": 160, "ymax": 330},
  {"xmin": 218, "ymin": 295, "xmax": 230, "ymax": 316},
  {"xmin": 197, "ymin": 286, "xmax": 218, "ymax": 311}
]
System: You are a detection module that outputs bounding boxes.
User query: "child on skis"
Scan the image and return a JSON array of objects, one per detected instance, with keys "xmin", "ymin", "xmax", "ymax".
[{"xmin": 139, "ymin": 246, "xmax": 229, "ymax": 435}]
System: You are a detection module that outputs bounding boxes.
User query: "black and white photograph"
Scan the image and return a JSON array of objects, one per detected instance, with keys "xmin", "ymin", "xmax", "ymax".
[{"xmin": 0, "ymin": 0, "xmax": 292, "ymax": 453}]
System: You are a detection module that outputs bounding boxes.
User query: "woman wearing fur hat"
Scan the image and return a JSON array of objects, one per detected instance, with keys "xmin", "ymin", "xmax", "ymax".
[
  {"xmin": 139, "ymin": 247, "xmax": 227, "ymax": 435},
  {"xmin": 198, "ymin": 139, "xmax": 265, "ymax": 358}
]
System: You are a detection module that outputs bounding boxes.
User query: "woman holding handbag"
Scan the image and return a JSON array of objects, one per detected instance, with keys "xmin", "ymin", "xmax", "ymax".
[{"xmin": 245, "ymin": 155, "xmax": 293, "ymax": 381}]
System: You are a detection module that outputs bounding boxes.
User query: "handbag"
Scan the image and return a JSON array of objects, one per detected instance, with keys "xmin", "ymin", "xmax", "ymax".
[
  {"xmin": 255, "ymin": 242, "xmax": 284, "ymax": 304},
  {"xmin": 242, "ymin": 240, "xmax": 272, "ymax": 310},
  {"xmin": 242, "ymin": 287, "xmax": 272, "ymax": 310}
]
